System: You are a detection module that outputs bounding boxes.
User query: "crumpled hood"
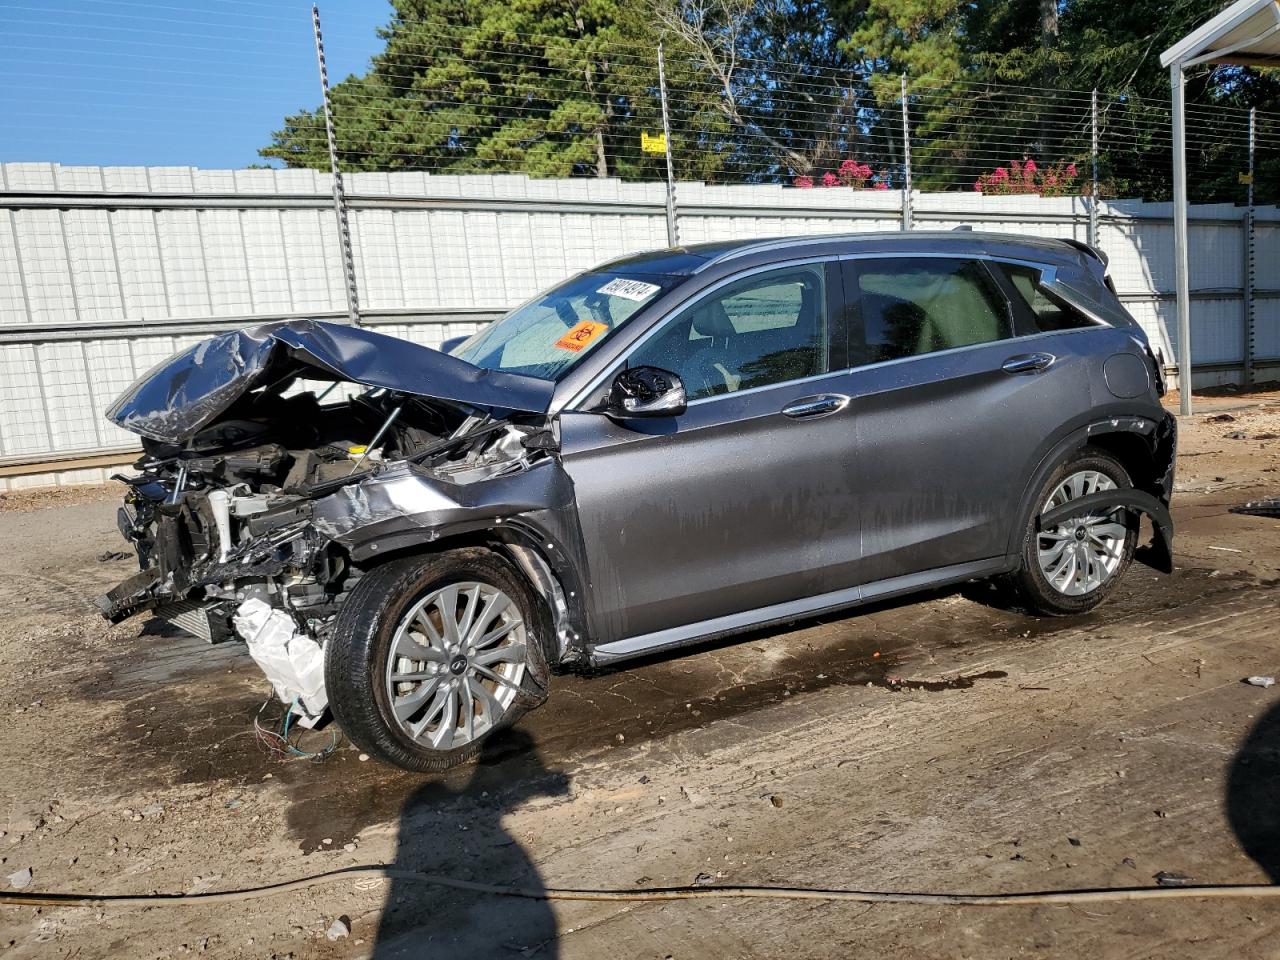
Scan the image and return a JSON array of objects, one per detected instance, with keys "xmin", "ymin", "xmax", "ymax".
[{"xmin": 106, "ymin": 319, "xmax": 555, "ymax": 444}]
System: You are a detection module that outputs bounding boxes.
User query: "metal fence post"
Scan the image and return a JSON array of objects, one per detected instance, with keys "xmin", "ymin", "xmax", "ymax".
[
  {"xmin": 900, "ymin": 73, "xmax": 912, "ymax": 231},
  {"xmin": 1171, "ymin": 64, "xmax": 1193, "ymax": 416},
  {"xmin": 1089, "ymin": 87, "xmax": 1099, "ymax": 249},
  {"xmin": 312, "ymin": 4, "xmax": 361, "ymax": 325},
  {"xmin": 657, "ymin": 41, "xmax": 679, "ymax": 247},
  {"xmin": 1244, "ymin": 106, "xmax": 1256, "ymax": 388}
]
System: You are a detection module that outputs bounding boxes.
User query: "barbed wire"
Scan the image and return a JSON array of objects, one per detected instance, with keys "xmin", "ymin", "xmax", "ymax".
[{"xmin": 0, "ymin": 10, "xmax": 1274, "ymax": 205}]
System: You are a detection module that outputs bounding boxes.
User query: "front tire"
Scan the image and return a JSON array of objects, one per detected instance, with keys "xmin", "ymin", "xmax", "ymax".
[
  {"xmin": 1007, "ymin": 447, "xmax": 1138, "ymax": 616},
  {"xmin": 325, "ymin": 548, "xmax": 549, "ymax": 772}
]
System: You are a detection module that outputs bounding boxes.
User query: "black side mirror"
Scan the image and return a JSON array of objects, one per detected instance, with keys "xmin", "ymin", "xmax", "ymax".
[{"xmin": 607, "ymin": 366, "xmax": 687, "ymax": 419}]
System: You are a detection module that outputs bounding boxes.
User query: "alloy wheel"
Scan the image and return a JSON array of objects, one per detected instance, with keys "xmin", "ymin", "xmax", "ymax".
[
  {"xmin": 384, "ymin": 581, "xmax": 527, "ymax": 750},
  {"xmin": 1036, "ymin": 470, "xmax": 1128, "ymax": 596}
]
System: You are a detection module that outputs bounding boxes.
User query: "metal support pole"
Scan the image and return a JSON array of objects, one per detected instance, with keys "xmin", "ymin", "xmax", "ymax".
[
  {"xmin": 312, "ymin": 4, "xmax": 360, "ymax": 325},
  {"xmin": 900, "ymin": 73, "xmax": 912, "ymax": 231},
  {"xmin": 1244, "ymin": 106, "xmax": 1256, "ymax": 388},
  {"xmin": 1171, "ymin": 64, "xmax": 1192, "ymax": 416},
  {"xmin": 1089, "ymin": 87, "xmax": 1099, "ymax": 250},
  {"xmin": 657, "ymin": 41, "xmax": 679, "ymax": 248}
]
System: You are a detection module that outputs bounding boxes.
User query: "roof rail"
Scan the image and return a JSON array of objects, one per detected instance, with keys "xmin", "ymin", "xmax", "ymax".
[{"xmin": 694, "ymin": 233, "xmax": 852, "ymax": 271}]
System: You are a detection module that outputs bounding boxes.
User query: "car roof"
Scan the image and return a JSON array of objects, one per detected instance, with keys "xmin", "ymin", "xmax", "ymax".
[{"xmin": 599, "ymin": 231, "xmax": 1100, "ymax": 276}]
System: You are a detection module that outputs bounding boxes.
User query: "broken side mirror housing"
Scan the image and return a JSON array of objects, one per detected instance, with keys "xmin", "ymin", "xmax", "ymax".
[{"xmin": 607, "ymin": 366, "xmax": 687, "ymax": 420}]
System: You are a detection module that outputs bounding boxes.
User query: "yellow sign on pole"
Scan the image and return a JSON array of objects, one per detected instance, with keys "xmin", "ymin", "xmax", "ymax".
[
  {"xmin": 1239, "ymin": 172, "xmax": 1254, "ymax": 185},
  {"xmin": 641, "ymin": 131, "xmax": 668, "ymax": 155}
]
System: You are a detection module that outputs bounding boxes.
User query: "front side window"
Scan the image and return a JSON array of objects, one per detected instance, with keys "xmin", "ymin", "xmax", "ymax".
[
  {"xmin": 852, "ymin": 258, "xmax": 1012, "ymax": 364},
  {"xmin": 626, "ymin": 265, "xmax": 829, "ymax": 401},
  {"xmin": 451, "ymin": 271, "xmax": 678, "ymax": 381}
]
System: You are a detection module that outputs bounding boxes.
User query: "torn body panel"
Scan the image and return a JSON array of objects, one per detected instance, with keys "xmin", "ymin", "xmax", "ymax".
[
  {"xmin": 307, "ymin": 458, "xmax": 594, "ymax": 665},
  {"xmin": 1038, "ymin": 488, "xmax": 1175, "ymax": 574}
]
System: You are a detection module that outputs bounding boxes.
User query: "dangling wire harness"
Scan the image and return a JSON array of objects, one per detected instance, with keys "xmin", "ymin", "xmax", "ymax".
[{"xmin": 251, "ymin": 695, "xmax": 339, "ymax": 763}]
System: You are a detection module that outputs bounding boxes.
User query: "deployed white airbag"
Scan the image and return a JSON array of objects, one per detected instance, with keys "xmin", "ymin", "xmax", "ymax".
[{"xmin": 233, "ymin": 598, "xmax": 328, "ymax": 726}]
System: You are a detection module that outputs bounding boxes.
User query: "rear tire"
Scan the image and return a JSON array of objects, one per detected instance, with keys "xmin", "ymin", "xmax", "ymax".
[
  {"xmin": 325, "ymin": 548, "xmax": 550, "ymax": 772},
  {"xmin": 1006, "ymin": 447, "xmax": 1138, "ymax": 616}
]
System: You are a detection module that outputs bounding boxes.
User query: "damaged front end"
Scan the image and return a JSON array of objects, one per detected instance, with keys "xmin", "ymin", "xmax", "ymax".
[{"xmin": 96, "ymin": 320, "xmax": 569, "ymax": 726}]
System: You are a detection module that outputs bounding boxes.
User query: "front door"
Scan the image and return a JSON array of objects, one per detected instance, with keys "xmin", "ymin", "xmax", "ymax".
[{"xmin": 559, "ymin": 261, "xmax": 863, "ymax": 650}]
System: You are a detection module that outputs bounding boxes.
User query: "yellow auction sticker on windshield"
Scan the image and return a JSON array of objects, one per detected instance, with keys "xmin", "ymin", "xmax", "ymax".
[{"xmin": 554, "ymin": 320, "xmax": 608, "ymax": 352}]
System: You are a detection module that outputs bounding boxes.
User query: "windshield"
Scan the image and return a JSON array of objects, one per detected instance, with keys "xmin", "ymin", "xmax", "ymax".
[{"xmin": 451, "ymin": 270, "xmax": 679, "ymax": 380}]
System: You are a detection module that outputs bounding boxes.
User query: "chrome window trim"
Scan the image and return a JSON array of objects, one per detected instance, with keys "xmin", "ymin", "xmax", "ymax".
[
  {"xmin": 684, "ymin": 365, "xmax": 855, "ymax": 408},
  {"xmin": 838, "ymin": 250, "xmax": 1059, "ymax": 282}
]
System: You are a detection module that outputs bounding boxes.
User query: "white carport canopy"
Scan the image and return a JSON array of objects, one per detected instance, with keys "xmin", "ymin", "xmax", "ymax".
[{"xmin": 1161, "ymin": 0, "xmax": 1280, "ymax": 414}]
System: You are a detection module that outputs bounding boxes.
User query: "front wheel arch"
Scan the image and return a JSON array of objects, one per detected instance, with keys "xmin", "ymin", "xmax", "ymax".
[{"xmin": 342, "ymin": 525, "xmax": 587, "ymax": 669}]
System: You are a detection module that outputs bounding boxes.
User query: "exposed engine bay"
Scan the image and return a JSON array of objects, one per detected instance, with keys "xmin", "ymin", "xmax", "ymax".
[{"xmin": 95, "ymin": 320, "xmax": 568, "ymax": 726}]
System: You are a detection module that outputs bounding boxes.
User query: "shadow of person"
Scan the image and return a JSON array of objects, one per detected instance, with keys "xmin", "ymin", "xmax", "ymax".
[
  {"xmin": 1227, "ymin": 697, "xmax": 1280, "ymax": 881},
  {"xmin": 374, "ymin": 729, "xmax": 571, "ymax": 958}
]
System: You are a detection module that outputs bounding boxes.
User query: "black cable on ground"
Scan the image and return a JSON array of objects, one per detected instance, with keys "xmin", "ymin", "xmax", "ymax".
[{"xmin": 2, "ymin": 865, "xmax": 1278, "ymax": 909}]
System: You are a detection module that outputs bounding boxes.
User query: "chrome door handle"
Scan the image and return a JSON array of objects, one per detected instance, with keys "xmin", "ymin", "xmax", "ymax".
[
  {"xmin": 1002, "ymin": 352, "xmax": 1055, "ymax": 375},
  {"xmin": 782, "ymin": 394, "xmax": 850, "ymax": 419}
]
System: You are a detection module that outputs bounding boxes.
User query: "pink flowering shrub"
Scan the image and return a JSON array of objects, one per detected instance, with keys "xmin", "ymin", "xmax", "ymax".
[
  {"xmin": 794, "ymin": 158, "xmax": 888, "ymax": 190},
  {"xmin": 974, "ymin": 158, "xmax": 1081, "ymax": 197},
  {"xmin": 837, "ymin": 159, "xmax": 874, "ymax": 187}
]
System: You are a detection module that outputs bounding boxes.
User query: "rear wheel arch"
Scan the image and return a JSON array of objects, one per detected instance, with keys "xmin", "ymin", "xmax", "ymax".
[
  {"xmin": 1086, "ymin": 430, "xmax": 1163, "ymax": 498},
  {"xmin": 1007, "ymin": 446, "xmax": 1139, "ymax": 614},
  {"xmin": 1005, "ymin": 418, "xmax": 1166, "ymax": 561}
]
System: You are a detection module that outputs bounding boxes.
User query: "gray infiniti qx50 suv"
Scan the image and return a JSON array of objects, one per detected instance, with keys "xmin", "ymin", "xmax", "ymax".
[{"xmin": 98, "ymin": 232, "xmax": 1176, "ymax": 771}]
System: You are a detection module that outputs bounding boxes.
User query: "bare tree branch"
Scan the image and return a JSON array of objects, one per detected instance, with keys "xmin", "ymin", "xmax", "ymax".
[{"xmin": 651, "ymin": 0, "xmax": 816, "ymax": 174}]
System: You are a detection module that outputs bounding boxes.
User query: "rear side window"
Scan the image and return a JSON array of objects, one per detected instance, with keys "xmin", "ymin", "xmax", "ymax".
[
  {"xmin": 851, "ymin": 258, "xmax": 1012, "ymax": 364},
  {"xmin": 1002, "ymin": 264, "xmax": 1097, "ymax": 332}
]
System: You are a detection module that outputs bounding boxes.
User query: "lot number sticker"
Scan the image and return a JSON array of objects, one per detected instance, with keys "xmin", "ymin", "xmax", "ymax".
[
  {"xmin": 596, "ymin": 278, "xmax": 661, "ymax": 302},
  {"xmin": 553, "ymin": 320, "xmax": 609, "ymax": 352}
]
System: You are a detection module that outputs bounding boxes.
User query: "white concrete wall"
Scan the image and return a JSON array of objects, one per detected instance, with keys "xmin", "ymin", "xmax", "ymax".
[{"xmin": 1, "ymin": 163, "xmax": 1274, "ymax": 489}]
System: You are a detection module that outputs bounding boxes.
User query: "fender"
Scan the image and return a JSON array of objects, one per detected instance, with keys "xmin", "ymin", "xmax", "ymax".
[
  {"xmin": 1006, "ymin": 412, "xmax": 1177, "ymax": 573},
  {"xmin": 339, "ymin": 511, "xmax": 595, "ymax": 668}
]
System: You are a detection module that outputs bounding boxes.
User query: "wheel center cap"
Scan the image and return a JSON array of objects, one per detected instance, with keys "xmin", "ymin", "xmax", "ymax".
[
  {"xmin": 449, "ymin": 655, "xmax": 469, "ymax": 675},
  {"xmin": 1074, "ymin": 527, "xmax": 1087, "ymax": 541}
]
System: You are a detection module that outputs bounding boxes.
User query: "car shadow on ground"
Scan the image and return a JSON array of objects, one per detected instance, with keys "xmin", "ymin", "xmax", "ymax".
[
  {"xmin": 374, "ymin": 729, "xmax": 570, "ymax": 958},
  {"xmin": 1227, "ymin": 696, "xmax": 1280, "ymax": 882}
]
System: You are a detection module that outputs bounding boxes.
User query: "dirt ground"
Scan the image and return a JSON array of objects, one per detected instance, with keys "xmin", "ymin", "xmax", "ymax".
[{"xmin": 1, "ymin": 394, "xmax": 1279, "ymax": 960}]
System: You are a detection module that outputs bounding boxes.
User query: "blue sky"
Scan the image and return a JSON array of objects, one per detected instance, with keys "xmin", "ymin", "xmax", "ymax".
[{"xmin": 0, "ymin": 0, "xmax": 389, "ymax": 168}]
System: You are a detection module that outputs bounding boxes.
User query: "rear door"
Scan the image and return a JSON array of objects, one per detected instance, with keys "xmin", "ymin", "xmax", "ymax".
[
  {"xmin": 843, "ymin": 255, "xmax": 1097, "ymax": 589},
  {"xmin": 558, "ymin": 260, "xmax": 863, "ymax": 651}
]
